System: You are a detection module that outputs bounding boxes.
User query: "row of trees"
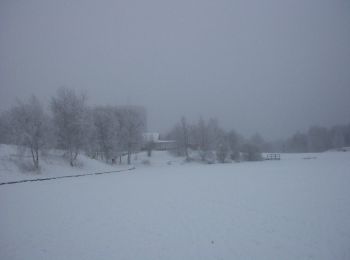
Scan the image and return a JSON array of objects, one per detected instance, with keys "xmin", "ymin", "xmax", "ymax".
[
  {"xmin": 167, "ymin": 117, "xmax": 263, "ymax": 163},
  {"xmin": 282, "ymin": 124, "xmax": 350, "ymax": 153},
  {"xmin": 1, "ymin": 88, "xmax": 348, "ymax": 170},
  {"xmin": 166, "ymin": 117, "xmax": 350, "ymax": 162},
  {"xmin": 0, "ymin": 88, "xmax": 146, "ymax": 170}
]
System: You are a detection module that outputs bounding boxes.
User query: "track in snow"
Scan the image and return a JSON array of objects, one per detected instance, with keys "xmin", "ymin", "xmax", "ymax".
[{"xmin": 0, "ymin": 167, "xmax": 135, "ymax": 186}]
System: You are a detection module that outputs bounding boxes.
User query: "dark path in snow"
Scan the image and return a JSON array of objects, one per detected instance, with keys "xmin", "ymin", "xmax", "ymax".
[{"xmin": 0, "ymin": 167, "xmax": 136, "ymax": 186}]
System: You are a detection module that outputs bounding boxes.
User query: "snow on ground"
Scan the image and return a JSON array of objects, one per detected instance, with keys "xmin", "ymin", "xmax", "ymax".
[
  {"xmin": 129, "ymin": 150, "xmax": 184, "ymax": 168},
  {"xmin": 0, "ymin": 145, "xmax": 132, "ymax": 183},
  {"xmin": 1, "ymin": 148, "xmax": 350, "ymax": 259}
]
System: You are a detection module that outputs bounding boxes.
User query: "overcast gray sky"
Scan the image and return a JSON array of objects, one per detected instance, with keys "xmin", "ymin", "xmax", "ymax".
[{"xmin": 1, "ymin": 0, "xmax": 350, "ymax": 140}]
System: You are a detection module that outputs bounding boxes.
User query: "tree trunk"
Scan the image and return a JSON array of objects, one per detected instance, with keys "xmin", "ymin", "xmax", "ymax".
[
  {"xmin": 127, "ymin": 151, "xmax": 131, "ymax": 165},
  {"xmin": 30, "ymin": 147, "xmax": 39, "ymax": 169},
  {"xmin": 185, "ymin": 146, "xmax": 189, "ymax": 160},
  {"xmin": 35, "ymin": 149, "xmax": 39, "ymax": 169}
]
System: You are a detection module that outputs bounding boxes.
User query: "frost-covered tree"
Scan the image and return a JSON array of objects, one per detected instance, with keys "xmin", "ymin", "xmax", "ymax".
[
  {"xmin": 51, "ymin": 87, "xmax": 87, "ymax": 166},
  {"xmin": 194, "ymin": 117, "xmax": 211, "ymax": 161},
  {"xmin": 250, "ymin": 133, "xmax": 266, "ymax": 152},
  {"xmin": 227, "ymin": 130, "xmax": 241, "ymax": 160},
  {"xmin": 206, "ymin": 118, "xmax": 228, "ymax": 154},
  {"xmin": 216, "ymin": 137, "xmax": 229, "ymax": 163},
  {"xmin": 173, "ymin": 116, "xmax": 192, "ymax": 160},
  {"xmin": 9, "ymin": 96, "xmax": 49, "ymax": 169},
  {"xmin": 241, "ymin": 143, "xmax": 262, "ymax": 161},
  {"xmin": 167, "ymin": 116, "xmax": 192, "ymax": 160},
  {"xmin": 167, "ymin": 124, "xmax": 183, "ymax": 156},
  {"xmin": 115, "ymin": 106, "xmax": 146, "ymax": 165},
  {"xmin": 169, "ymin": 117, "xmax": 230, "ymax": 163},
  {"xmin": 207, "ymin": 118, "xmax": 223, "ymax": 148},
  {"xmin": 181, "ymin": 117, "xmax": 191, "ymax": 160},
  {"xmin": 90, "ymin": 106, "xmax": 120, "ymax": 163}
]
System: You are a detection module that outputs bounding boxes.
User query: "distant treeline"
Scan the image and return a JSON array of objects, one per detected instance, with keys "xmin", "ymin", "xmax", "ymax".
[
  {"xmin": 276, "ymin": 124, "xmax": 350, "ymax": 153},
  {"xmin": 165, "ymin": 117, "xmax": 350, "ymax": 160}
]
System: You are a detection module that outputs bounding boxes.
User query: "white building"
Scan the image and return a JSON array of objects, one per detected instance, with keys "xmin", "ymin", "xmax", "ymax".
[{"xmin": 142, "ymin": 132, "xmax": 177, "ymax": 151}]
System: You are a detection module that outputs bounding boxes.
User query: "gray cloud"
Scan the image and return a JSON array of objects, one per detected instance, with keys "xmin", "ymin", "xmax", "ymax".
[{"xmin": 1, "ymin": 0, "xmax": 350, "ymax": 139}]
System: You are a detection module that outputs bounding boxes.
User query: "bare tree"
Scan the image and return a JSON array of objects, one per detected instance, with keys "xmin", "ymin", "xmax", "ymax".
[
  {"xmin": 241, "ymin": 143, "xmax": 262, "ymax": 161},
  {"xmin": 194, "ymin": 117, "xmax": 211, "ymax": 161},
  {"xmin": 115, "ymin": 106, "xmax": 146, "ymax": 165},
  {"xmin": 250, "ymin": 133, "xmax": 265, "ymax": 151},
  {"xmin": 167, "ymin": 116, "xmax": 192, "ymax": 160},
  {"xmin": 180, "ymin": 116, "xmax": 191, "ymax": 160},
  {"xmin": 216, "ymin": 141, "xmax": 229, "ymax": 163},
  {"xmin": 167, "ymin": 124, "xmax": 183, "ymax": 156},
  {"xmin": 9, "ymin": 96, "xmax": 49, "ymax": 170},
  {"xmin": 227, "ymin": 130, "xmax": 241, "ymax": 161},
  {"xmin": 90, "ymin": 106, "xmax": 119, "ymax": 163},
  {"xmin": 51, "ymin": 87, "xmax": 87, "ymax": 166},
  {"xmin": 207, "ymin": 118, "xmax": 223, "ymax": 149}
]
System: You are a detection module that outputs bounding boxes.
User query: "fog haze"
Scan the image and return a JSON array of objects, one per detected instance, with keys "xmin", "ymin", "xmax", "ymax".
[{"xmin": 1, "ymin": 0, "xmax": 350, "ymax": 139}]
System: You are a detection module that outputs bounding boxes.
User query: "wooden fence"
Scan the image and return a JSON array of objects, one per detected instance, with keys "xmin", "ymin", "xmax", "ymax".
[{"xmin": 264, "ymin": 153, "xmax": 281, "ymax": 160}]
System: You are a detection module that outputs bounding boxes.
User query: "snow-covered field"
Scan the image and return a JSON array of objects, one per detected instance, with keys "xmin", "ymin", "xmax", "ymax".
[{"xmin": 1, "ymin": 148, "xmax": 350, "ymax": 259}]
